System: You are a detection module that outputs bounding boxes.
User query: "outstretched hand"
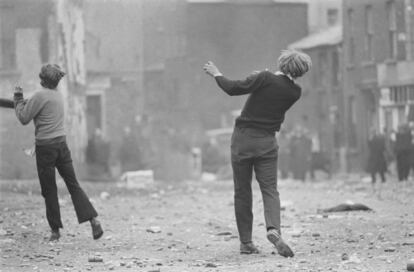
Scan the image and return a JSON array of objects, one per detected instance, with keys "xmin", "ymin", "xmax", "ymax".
[{"xmin": 203, "ymin": 61, "xmax": 222, "ymax": 77}]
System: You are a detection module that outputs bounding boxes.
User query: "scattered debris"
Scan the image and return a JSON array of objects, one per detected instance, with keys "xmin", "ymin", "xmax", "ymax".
[
  {"xmin": 120, "ymin": 170, "xmax": 154, "ymax": 189},
  {"xmin": 100, "ymin": 192, "xmax": 110, "ymax": 200},
  {"xmin": 205, "ymin": 262, "xmax": 217, "ymax": 268},
  {"xmin": 343, "ymin": 253, "xmax": 361, "ymax": 264},
  {"xmin": 147, "ymin": 226, "xmax": 161, "ymax": 233},
  {"xmin": 88, "ymin": 256, "xmax": 103, "ymax": 262},
  {"xmin": 0, "ymin": 228, "xmax": 7, "ymax": 236},
  {"xmin": 319, "ymin": 203, "xmax": 373, "ymax": 213},
  {"xmin": 384, "ymin": 247, "xmax": 396, "ymax": 252},
  {"xmin": 402, "ymin": 240, "xmax": 414, "ymax": 246},
  {"xmin": 216, "ymin": 231, "xmax": 232, "ymax": 236}
]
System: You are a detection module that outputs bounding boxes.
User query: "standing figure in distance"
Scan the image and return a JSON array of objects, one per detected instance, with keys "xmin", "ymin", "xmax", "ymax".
[
  {"xmin": 366, "ymin": 128, "xmax": 387, "ymax": 196},
  {"xmin": 203, "ymin": 49, "xmax": 311, "ymax": 257},
  {"xmin": 14, "ymin": 64, "xmax": 103, "ymax": 241},
  {"xmin": 394, "ymin": 124, "xmax": 412, "ymax": 182}
]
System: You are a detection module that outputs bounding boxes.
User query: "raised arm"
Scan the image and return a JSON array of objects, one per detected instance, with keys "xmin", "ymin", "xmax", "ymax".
[
  {"xmin": 203, "ymin": 61, "xmax": 266, "ymax": 96},
  {"xmin": 0, "ymin": 98, "xmax": 14, "ymax": 108},
  {"xmin": 14, "ymin": 87, "xmax": 45, "ymax": 125}
]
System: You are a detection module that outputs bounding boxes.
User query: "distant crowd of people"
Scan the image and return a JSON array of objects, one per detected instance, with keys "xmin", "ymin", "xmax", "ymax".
[
  {"xmin": 200, "ymin": 125, "xmax": 332, "ymax": 182},
  {"xmin": 85, "ymin": 126, "xmax": 145, "ymax": 179},
  {"xmin": 276, "ymin": 123, "xmax": 414, "ymax": 184},
  {"xmin": 278, "ymin": 126, "xmax": 331, "ymax": 182},
  {"xmin": 367, "ymin": 124, "xmax": 414, "ymax": 184}
]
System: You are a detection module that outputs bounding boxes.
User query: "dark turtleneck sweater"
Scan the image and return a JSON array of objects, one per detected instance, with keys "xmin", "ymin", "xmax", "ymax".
[{"xmin": 215, "ymin": 70, "xmax": 301, "ymax": 133}]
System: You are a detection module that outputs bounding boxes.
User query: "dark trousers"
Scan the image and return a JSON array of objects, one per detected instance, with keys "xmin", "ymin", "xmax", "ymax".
[
  {"xmin": 231, "ymin": 127, "xmax": 280, "ymax": 243},
  {"xmin": 36, "ymin": 141, "xmax": 98, "ymax": 230},
  {"xmin": 371, "ymin": 171, "xmax": 385, "ymax": 183},
  {"xmin": 396, "ymin": 151, "xmax": 410, "ymax": 181}
]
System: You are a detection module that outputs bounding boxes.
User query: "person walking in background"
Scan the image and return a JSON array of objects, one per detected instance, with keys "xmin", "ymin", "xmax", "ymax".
[
  {"xmin": 86, "ymin": 128, "xmax": 111, "ymax": 178},
  {"xmin": 119, "ymin": 126, "xmax": 143, "ymax": 172},
  {"xmin": 309, "ymin": 132, "xmax": 331, "ymax": 180},
  {"xmin": 14, "ymin": 64, "xmax": 103, "ymax": 241},
  {"xmin": 366, "ymin": 128, "xmax": 387, "ymax": 194},
  {"xmin": 289, "ymin": 126, "xmax": 312, "ymax": 181},
  {"xmin": 277, "ymin": 129, "xmax": 291, "ymax": 179},
  {"xmin": 409, "ymin": 124, "xmax": 414, "ymax": 181},
  {"xmin": 394, "ymin": 124, "xmax": 412, "ymax": 182},
  {"xmin": 203, "ymin": 49, "xmax": 311, "ymax": 257},
  {"xmin": 383, "ymin": 127, "xmax": 395, "ymax": 173}
]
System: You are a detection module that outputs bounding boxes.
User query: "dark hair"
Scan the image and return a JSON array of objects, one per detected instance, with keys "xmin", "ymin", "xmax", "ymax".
[{"xmin": 39, "ymin": 64, "xmax": 65, "ymax": 89}]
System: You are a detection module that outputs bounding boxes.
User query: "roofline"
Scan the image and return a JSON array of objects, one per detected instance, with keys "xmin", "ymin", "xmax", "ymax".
[
  {"xmin": 288, "ymin": 25, "xmax": 342, "ymax": 50},
  {"xmin": 186, "ymin": 0, "xmax": 307, "ymax": 5}
]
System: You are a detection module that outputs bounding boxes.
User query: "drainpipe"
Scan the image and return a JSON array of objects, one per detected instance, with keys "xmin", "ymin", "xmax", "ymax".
[{"xmin": 406, "ymin": 0, "xmax": 413, "ymax": 61}]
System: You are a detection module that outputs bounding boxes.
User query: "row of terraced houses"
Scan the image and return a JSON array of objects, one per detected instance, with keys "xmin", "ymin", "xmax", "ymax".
[{"xmin": 289, "ymin": 0, "xmax": 414, "ymax": 172}]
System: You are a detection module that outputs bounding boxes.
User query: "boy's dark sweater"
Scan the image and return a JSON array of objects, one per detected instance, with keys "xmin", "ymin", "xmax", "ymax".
[{"xmin": 215, "ymin": 70, "xmax": 301, "ymax": 133}]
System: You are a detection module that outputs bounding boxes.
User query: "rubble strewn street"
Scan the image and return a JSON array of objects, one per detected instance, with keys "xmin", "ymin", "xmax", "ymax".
[{"xmin": 1, "ymin": 176, "xmax": 413, "ymax": 272}]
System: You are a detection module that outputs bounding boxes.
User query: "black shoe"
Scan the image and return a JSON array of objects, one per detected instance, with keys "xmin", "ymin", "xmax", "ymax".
[
  {"xmin": 90, "ymin": 218, "xmax": 103, "ymax": 240},
  {"xmin": 49, "ymin": 229, "xmax": 60, "ymax": 241},
  {"xmin": 240, "ymin": 242, "xmax": 260, "ymax": 254},
  {"xmin": 267, "ymin": 229, "xmax": 294, "ymax": 258}
]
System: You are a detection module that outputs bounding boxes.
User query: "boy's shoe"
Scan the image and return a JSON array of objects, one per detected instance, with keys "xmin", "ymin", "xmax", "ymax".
[
  {"xmin": 49, "ymin": 229, "xmax": 60, "ymax": 241},
  {"xmin": 90, "ymin": 218, "xmax": 103, "ymax": 240},
  {"xmin": 240, "ymin": 242, "xmax": 260, "ymax": 254},
  {"xmin": 267, "ymin": 229, "xmax": 294, "ymax": 258}
]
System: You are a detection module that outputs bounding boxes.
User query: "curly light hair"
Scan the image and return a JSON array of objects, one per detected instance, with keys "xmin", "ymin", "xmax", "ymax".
[{"xmin": 278, "ymin": 49, "xmax": 312, "ymax": 79}]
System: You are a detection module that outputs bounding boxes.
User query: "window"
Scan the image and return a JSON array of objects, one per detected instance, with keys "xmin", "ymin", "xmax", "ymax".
[
  {"xmin": 364, "ymin": 5, "xmax": 374, "ymax": 61},
  {"xmin": 332, "ymin": 50, "xmax": 340, "ymax": 86},
  {"xmin": 327, "ymin": 8, "xmax": 339, "ymax": 26},
  {"xmin": 0, "ymin": 5, "xmax": 16, "ymax": 69},
  {"xmin": 387, "ymin": 0, "xmax": 397, "ymax": 59},
  {"xmin": 348, "ymin": 96, "xmax": 357, "ymax": 148},
  {"xmin": 312, "ymin": 51, "xmax": 327, "ymax": 87},
  {"xmin": 86, "ymin": 92, "xmax": 105, "ymax": 138},
  {"xmin": 390, "ymin": 85, "xmax": 414, "ymax": 103},
  {"xmin": 319, "ymin": 51, "xmax": 327, "ymax": 86},
  {"xmin": 347, "ymin": 8, "xmax": 355, "ymax": 65}
]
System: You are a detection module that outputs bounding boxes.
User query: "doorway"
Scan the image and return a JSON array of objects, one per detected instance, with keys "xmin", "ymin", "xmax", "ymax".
[{"xmin": 86, "ymin": 91, "xmax": 105, "ymax": 138}]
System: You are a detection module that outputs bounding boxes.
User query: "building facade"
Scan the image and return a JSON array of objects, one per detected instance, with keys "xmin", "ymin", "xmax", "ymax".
[
  {"xmin": 343, "ymin": 0, "xmax": 414, "ymax": 171},
  {"xmin": 0, "ymin": 0, "xmax": 87, "ymax": 179},
  {"xmin": 84, "ymin": 0, "xmax": 145, "ymax": 178}
]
